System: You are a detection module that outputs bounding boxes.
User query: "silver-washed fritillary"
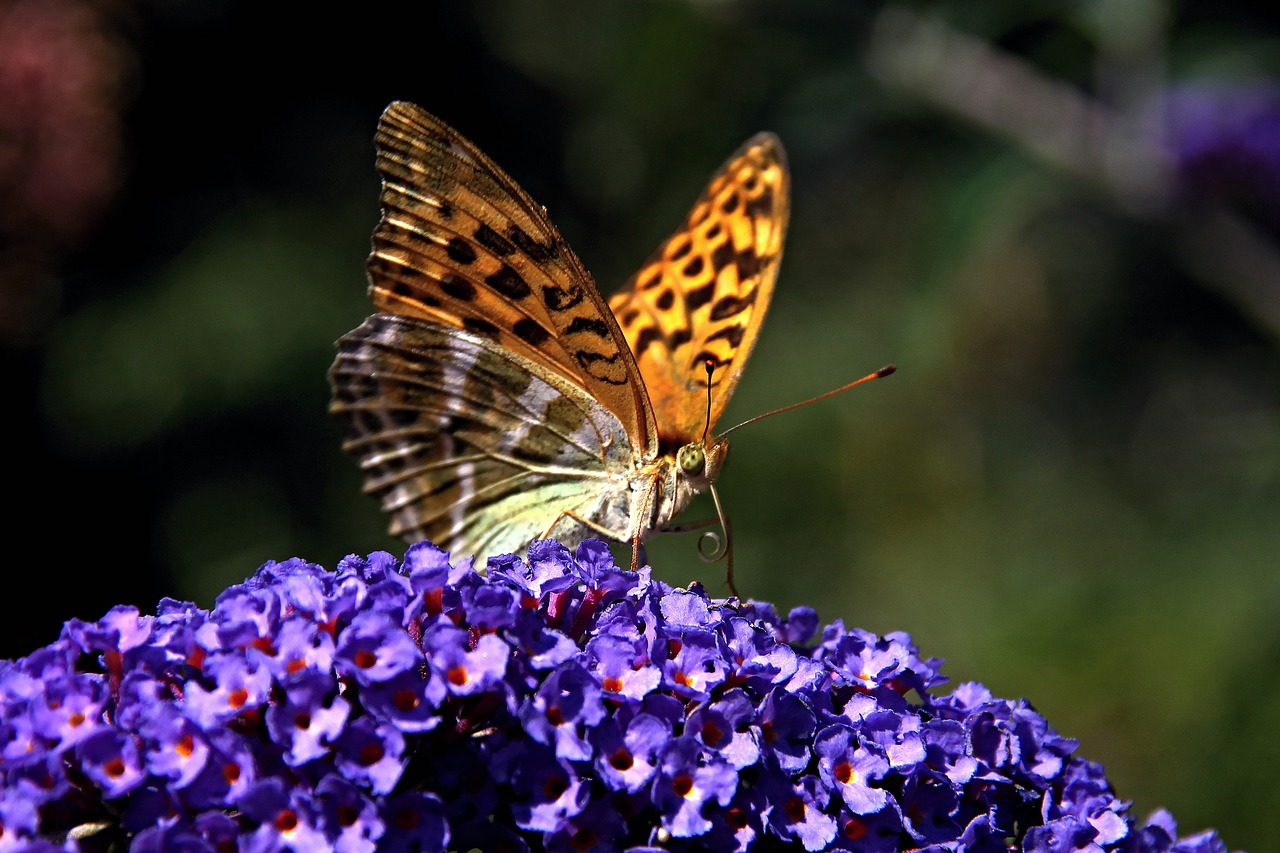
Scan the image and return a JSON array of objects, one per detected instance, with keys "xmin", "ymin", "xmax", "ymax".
[{"xmin": 329, "ymin": 102, "xmax": 788, "ymax": 590}]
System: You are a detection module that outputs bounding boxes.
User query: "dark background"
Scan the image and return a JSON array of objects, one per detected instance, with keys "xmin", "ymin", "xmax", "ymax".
[{"xmin": 4, "ymin": 1, "xmax": 1278, "ymax": 848}]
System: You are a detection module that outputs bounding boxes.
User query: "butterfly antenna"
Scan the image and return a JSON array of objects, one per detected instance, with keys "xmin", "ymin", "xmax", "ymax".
[
  {"xmin": 702, "ymin": 359, "xmax": 715, "ymax": 445},
  {"xmin": 697, "ymin": 483, "xmax": 736, "ymax": 598},
  {"xmin": 720, "ymin": 364, "xmax": 896, "ymax": 437}
]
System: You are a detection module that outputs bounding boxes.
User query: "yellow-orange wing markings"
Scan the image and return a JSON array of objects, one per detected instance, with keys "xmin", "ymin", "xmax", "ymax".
[{"xmin": 609, "ymin": 134, "xmax": 789, "ymax": 445}]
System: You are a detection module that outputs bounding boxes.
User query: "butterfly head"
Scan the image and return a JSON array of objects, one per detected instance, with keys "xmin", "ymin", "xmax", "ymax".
[{"xmin": 675, "ymin": 436, "xmax": 729, "ymax": 491}]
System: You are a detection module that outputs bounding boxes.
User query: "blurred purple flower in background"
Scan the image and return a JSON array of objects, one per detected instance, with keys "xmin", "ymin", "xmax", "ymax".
[
  {"xmin": 0, "ymin": 540, "xmax": 1234, "ymax": 851},
  {"xmin": 1167, "ymin": 83, "xmax": 1280, "ymax": 231}
]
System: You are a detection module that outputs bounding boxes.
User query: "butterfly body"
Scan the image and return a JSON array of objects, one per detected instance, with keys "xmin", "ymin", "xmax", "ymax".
[{"xmin": 330, "ymin": 102, "xmax": 787, "ymax": 565}]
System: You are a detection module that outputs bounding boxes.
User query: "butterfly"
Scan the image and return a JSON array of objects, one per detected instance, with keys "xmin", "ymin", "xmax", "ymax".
[{"xmin": 329, "ymin": 101, "xmax": 788, "ymax": 592}]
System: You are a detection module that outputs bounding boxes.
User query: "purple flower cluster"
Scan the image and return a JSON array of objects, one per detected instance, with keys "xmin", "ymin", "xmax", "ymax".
[{"xmin": 1, "ymin": 539, "xmax": 1232, "ymax": 851}]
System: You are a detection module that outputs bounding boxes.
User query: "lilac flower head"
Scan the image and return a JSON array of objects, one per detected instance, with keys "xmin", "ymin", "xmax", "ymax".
[{"xmin": 0, "ymin": 538, "xmax": 1234, "ymax": 851}]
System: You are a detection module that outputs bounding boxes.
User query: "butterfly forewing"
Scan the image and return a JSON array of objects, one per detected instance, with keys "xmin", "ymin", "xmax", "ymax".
[
  {"xmin": 331, "ymin": 313, "xmax": 636, "ymax": 555},
  {"xmin": 369, "ymin": 101, "xmax": 658, "ymax": 454},
  {"xmin": 609, "ymin": 134, "xmax": 789, "ymax": 445}
]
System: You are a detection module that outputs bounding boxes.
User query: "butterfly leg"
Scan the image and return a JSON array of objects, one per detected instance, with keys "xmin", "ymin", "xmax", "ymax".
[{"xmin": 538, "ymin": 511, "xmax": 625, "ymax": 550}]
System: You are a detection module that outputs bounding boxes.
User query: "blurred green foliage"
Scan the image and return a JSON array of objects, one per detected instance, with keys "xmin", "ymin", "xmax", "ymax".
[{"xmin": 8, "ymin": 0, "xmax": 1279, "ymax": 848}]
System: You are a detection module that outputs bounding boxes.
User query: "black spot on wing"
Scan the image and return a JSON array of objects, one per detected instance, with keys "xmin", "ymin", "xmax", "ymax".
[
  {"xmin": 685, "ymin": 283, "xmax": 715, "ymax": 312},
  {"xmin": 463, "ymin": 317, "xmax": 499, "ymax": 337},
  {"xmin": 669, "ymin": 239, "xmax": 692, "ymax": 261},
  {"xmin": 445, "ymin": 237, "xmax": 477, "ymax": 265},
  {"xmin": 543, "ymin": 283, "xmax": 585, "ymax": 311},
  {"xmin": 709, "ymin": 289, "xmax": 757, "ymax": 322},
  {"xmin": 639, "ymin": 270, "xmax": 662, "ymax": 290},
  {"xmin": 682, "ymin": 257, "xmax": 704, "ymax": 278},
  {"xmin": 486, "ymin": 265, "xmax": 531, "ymax": 299},
  {"xmin": 398, "ymin": 286, "xmax": 441, "ymax": 308},
  {"xmin": 575, "ymin": 350, "xmax": 625, "ymax": 384},
  {"xmin": 566, "ymin": 317, "xmax": 612, "ymax": 339},
  {"xmin": 710, "ymin": 241, "xmax": 735, "ymax": 274},
  {"xmin": 513, "ymin": 318, "xmax": 550, "ymax": 346},
  {"xmin": 439, "ymin": 273, "xmax": 476, "ymax": 301},
  {"xmin": 720, "ymin": 193, "xmax": 740, "ymax": 214},
  {"xmin": 633, "ymin": 326, "xmax": 662, "ymax": 358},
  {"xmin": 506, "ymin": 225, "xmax": 556, "ymax": 263},
  {"xmin": 656, "ymin": 289, "xmax": 675, "ymax": 311},
  {"xmin": 473, "ymin": 223, "xmax": 516, "ymax": 257},
  {"xmin": 707, "ymin": 324, "xmax": 745, "ymax": 347},
  {"xmin": 668, "ymin": 327, "xmax": 692, "ymax": 349},
  {"xmin": 735, "ymin": 247, "xmax": 762, "ymax": 278}
]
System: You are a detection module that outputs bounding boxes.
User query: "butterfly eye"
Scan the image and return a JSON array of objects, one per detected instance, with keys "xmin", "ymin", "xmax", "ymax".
[{"xmin": 677, "ymin": 444, "xmax": 706, "ymax": 476}]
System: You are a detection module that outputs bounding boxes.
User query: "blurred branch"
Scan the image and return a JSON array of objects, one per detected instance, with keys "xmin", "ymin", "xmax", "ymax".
[{"xmin": 867, "ymin": 6, "xmax": 1280, "ymax": 345}]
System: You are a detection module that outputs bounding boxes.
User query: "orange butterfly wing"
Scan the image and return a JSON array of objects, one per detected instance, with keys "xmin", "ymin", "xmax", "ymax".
[
  {"xmin": 369, "ymin": 101, "xmax": 658, "ymax": 457},
  {"xmin": 609, "ymin": 134, "xmax": 789, "ymax": 445}
]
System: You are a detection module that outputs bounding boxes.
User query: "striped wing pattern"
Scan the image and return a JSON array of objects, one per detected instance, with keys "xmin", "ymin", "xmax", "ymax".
[
  {"xmin": 609, "ymin": 134, "xmax": 789, "ymax": 445},
  {"xmin": 369, "ymin": 102, "xmax": 657, "ymax": 454},
  {"xmin": 331, "ymin": 314, "xmax": 634, "ymax": 556}
]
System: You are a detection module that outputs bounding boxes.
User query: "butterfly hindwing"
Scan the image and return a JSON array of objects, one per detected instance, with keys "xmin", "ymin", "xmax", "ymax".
[
  {"xmin": 609, "ymin": 134, "xmax": 789, "ymax": 445},
  {"xmin": 331, "ymin": 313, "xmax": 636, "ymax": 555}
]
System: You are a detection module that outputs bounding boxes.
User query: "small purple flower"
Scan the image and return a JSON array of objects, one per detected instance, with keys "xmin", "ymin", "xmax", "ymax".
[
  {"xmin": 521, "ymin": 662, "xmax": 605, "ymax": 761},
  {"xmin": 264, "ymin": 671, "xmax": 351, "ymax": 765},
  {"xmin": 652, "ymin": 736, "xmax": 738, "ymax": 837},
  {"xmin": 253, "ymin": 614, "xmax": 335, "ymax": 680},
  {"xmin": 183, "ymin": 727, "xmax": 256, "ymax": 809},
  {"xmin": 1024, "ymin": 815, "xmax": 1103, "ymax": 853},
  {"xmin": 662, "ymin": 630, "xmax": 728, "ymax": 700},
  {"xmin": 27, "ymin": 674, "xmax": 106, "ymax": 752},
  {"xmin": 587, "ymin": 633, "xmax": 661, "ymax": 701},
  {"xmin": 510, "ymin": 748, "xmax": 588, "ymax": 832},
  {"xmin": 590, "ymin": 712, "xmax": 667, "ymax": 793},
  {"xmin": 765, "ymin": 771, "xmax": 840, "ymax": 851},
  {"xmin": 240, "ymin": 777, "xmax": 330, "ymax": 851},
  {"xmin": 759, "ymin": 686, "xmax": 818, "ymax": 772},
  {"xmin": 314, "ymin": 774, "xmax": 384, "ymax": 852},
  {"xmin": 379, "ymin": 790, "xmax": 450, "ymax": 852},
  {"xmin": 136, "ymin": 704, "xmax": 210, "ymax": 787},
  {"xmin": 334, "ymin": 717, "xmax": 405, "ymax": 795},
  {"xmin": 359, "ymin": 668, "xmax": 445, "ymax": 734},
  {"xmin": 816, "ymin": 724, "xmax": 891, "ymax": 815},
  {"xmin": 76, "ymin": 728, "xmax": 146, "ymax": 798},
  {"xmin": 334, "ymin": 610, "xmax": 422, "ymax": 686},
  {"xmin": 687, "ymin": 689, "xmax": 760, "ymax": 769},
  {"xmin": 423, "ymin": 623, "xmax": 509, "ymax": 696},
  {"xmin": 0, "ymin": 787, "xmax": 40, "ymax": 847},
  {"xmin": 181, "ymin": 651, "xmax": 272, "ymax": 728}
]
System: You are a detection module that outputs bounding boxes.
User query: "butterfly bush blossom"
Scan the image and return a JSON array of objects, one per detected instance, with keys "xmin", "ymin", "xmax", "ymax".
[{"xmin": 0, "ymin": 540, "xmax": 1231, "ymax": 852}]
